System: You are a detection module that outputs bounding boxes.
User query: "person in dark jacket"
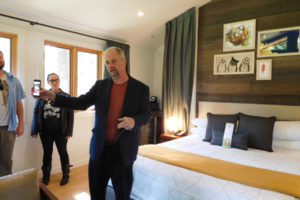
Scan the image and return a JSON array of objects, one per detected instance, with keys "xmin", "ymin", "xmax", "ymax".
[
  {"xmin": 35, "ymin": 47, "xmax": 150, "ymax": 200},
  {"xmin": 31, "ymin": 73, "xmax": 74, "ymax": 186}
]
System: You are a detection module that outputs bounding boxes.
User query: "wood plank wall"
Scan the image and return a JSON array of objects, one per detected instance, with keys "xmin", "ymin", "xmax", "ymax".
[{"xmin": 197, "ymin": 0, "xmax": 300, "ymax": 106}]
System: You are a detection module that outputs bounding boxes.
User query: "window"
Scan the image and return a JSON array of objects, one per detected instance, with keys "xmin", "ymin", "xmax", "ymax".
[
  {"xmin": 44, "ymin": 40, "xmax": 103, "ymax": 98},
  {"xmin": 44, "ymin": 45, "xmax": 70, "ymax": 93},
  {"xmin": 77, "ymin": 51, "xmax": 98, "ymax": 96},
  {"xmin": 0, "ymin": 31, "xmax": 18, "ymax": 75},
  {"xmin": 0, "ymin": 37, "xmax": 10, "ymax": 72}
]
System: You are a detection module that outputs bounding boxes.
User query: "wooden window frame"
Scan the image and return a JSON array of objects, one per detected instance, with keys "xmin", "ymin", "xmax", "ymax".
[
  {"xmin": 44, "ymin": 40, "xmax": 103, "ymax": 97},
  {"xmin": 0, "ymin": 31, "xmax": 18, "ymax": 76}
]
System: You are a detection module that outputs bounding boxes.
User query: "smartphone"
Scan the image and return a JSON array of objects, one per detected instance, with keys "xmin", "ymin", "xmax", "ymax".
[{"xmin": 33, "ymin": 79, "xmax": 41, "ymax": 97}]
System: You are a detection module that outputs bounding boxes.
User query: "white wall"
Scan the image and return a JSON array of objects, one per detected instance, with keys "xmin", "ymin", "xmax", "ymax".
[
  {"xmin": 152, "ymin": 45, "xmax": 164, "ymax": 107},
  {"xmin": 130, "ymin": 45, "xmax": 155, "ymax": 95},
  {"xmin": 0, "ymin": 18, "xmax": 156, "ymax": 175},
  {"xmin": 131, "ymin": 44, "xmax": 164, "ymax": 108}
]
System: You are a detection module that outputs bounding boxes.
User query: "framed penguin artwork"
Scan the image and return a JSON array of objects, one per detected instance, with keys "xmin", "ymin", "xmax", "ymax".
[{"xmin": 214, "ymin": 52, "xmax": 255, "ymax": 75}]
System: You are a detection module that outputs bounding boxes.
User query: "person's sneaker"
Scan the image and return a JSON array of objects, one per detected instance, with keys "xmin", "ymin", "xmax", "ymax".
[
  {"xmin": 60, "ymin": 174, "xmax": 69, "ymax": 186},
  {"xmin": 42, "ymin": 175, "xmax": 50, "ymax": 185}
]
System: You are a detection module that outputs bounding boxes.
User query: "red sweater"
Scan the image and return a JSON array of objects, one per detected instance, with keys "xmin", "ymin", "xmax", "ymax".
[{"xmin": 105, "ymin": 81, "xmax": 128, "ymax": 142}]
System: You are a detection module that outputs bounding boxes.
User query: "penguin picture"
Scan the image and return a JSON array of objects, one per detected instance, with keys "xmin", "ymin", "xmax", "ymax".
[
  {"xmin": 239, "ymin": 57, "xmax": 250, "ymax": 72},
  {"xmin": 217, "ymin": 59, "xmax": 227, "ymax": 73},
  {"xmin": 228, "ymin": 57, "xmax": 239, "ymax": 72}
]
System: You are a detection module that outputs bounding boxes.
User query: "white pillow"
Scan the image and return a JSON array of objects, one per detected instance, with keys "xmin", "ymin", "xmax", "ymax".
[
  {"xmin": 273, "ymin": 121, "xmax": 300, "ymax": 141},
  {"xmin": 190, "ymin": 127, "xmax": 206, "ymax": 139},
  {"xmin": 272, "ymin": 139, "xmax": 300, "ymax": 151},
  {"xmin": 191, "ymin": 117, "xmax": 207, "ymax": 128}
]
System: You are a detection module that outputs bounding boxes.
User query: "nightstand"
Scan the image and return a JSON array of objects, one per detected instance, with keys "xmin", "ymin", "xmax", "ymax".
[{"xmin": 159, "ymin": 132, "xmax": 187, "ymax": 143}]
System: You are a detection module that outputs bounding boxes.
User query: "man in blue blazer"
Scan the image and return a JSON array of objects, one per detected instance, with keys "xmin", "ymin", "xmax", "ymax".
[{"xmin": 38, "ymin": 47, "xmax": 150, "ymax": 200}]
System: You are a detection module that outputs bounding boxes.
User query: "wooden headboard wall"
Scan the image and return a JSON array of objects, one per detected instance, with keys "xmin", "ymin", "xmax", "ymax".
[{"xmin": 196, "ymin": 0, "xmax": 300, "ymax": 107}]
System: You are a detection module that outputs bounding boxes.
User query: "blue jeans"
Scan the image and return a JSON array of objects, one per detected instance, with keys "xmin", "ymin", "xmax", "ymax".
[{"xmin": 0, "ymin": 126, "xmax": 16, "ymax": 176}]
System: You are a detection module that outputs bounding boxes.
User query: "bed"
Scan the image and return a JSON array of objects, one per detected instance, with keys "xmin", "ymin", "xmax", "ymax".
[{"xmin": 131, "ymin": 114, "xmax": 300, "ymax": 200}]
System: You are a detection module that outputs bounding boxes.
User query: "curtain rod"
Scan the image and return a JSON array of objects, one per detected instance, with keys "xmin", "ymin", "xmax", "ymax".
[{"xmin": 0, "ymin": 13, "xmax": 112, "ymax": 42}]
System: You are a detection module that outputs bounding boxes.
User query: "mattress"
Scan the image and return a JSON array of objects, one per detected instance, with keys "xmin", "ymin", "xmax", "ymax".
[{"xmin": 131, "ymin": 134, "xmax": 300, "ymax": 200}]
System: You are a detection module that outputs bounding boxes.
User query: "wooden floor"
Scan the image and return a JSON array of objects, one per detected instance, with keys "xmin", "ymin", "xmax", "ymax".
[{"xmin": 47, "ymin": 165, "xmax": 90, "ymax": 200}]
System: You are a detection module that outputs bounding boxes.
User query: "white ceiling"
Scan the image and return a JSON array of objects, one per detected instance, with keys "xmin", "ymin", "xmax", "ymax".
[{"xmin": 0, "ymin": 0, "xmax": 210, "ymax": 48}]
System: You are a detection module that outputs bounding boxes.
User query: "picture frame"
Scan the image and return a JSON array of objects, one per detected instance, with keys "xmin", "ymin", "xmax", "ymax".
[
  {"xmin": 214, "ymin": 52, "xmax": 255, "ymax": 75},
  {"xmin": 256, "ymin": 59, "xmax": 272, "ymax": 80},
  {"xmin": 223, "ymin": 19, "xmax": 256, "ymax": 52},
  {"xmin": 257, "ymin": 26, "xmax": 300, "ymax": 57}
]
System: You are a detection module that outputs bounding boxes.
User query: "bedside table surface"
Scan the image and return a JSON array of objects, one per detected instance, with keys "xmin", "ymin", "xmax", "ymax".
[{"xmin": 159, "ymin": 132, "xmax": 187, "ymax": 143}]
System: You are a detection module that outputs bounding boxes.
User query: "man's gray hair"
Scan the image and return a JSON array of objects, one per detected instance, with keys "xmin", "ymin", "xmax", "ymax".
[
  {"xmin": 105, "ymin": 47, "xmax": 126, "ymax": 60},
  {"xmin": 0, "ymin": 51, "xmax": 3, "ymax": 55}
]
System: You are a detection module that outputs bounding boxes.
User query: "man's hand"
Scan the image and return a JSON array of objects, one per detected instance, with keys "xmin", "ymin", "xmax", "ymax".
[
  {"xmin": 32, "ymin": 134, "xmax": 38, "ymax": 138},
  {"xmin": 66, "ymin": 136, "xmax": 71, "ymax": 140},
  {"xmin": 16, "ymin": 123, "xmax": 24, "ymax": 137},
  {"xmin": 117, "ymin": 117, "xmax": 135, "ymax": 130},
  {"xmin": 31, "ymin": 88, "xmax": 56, "ymax": 102}
]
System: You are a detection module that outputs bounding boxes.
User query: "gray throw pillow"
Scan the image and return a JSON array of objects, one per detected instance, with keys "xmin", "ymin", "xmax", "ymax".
[
  {"xmin": 211, "ymin": 128, "xmax": 248, "ymax": 150},
  {"xmin": 203, "ymin": 112, "xmax": 239, "ymax": 142},
  {"xmin": 237, "ymin": 113, "xmax": 276, "ymax": 152}
]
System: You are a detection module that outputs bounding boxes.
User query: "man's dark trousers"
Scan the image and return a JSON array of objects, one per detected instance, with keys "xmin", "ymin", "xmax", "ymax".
[{"xmin": 88, "ymin": 142, "xmax": 133, "ymax": 200}]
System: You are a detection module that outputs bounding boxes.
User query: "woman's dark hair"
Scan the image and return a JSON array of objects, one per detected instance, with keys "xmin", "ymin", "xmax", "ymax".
[{"xmin": 47, "ymin": 73, "xmax": 59, "ymax": 81}]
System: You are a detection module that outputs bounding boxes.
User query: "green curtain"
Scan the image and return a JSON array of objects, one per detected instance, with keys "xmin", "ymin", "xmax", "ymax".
[
  {"xmin": 162, "ymin": 7, "xmax": 196, "ymax": 132},
  {"xmin": 104, "ymin": 40, "xmax": 130, "ymax": 79}
]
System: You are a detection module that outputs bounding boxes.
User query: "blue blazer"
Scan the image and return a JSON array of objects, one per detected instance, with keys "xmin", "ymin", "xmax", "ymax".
[{"xmin": 54, "ymin": 76, "xmax": 151, "ymax": 165}]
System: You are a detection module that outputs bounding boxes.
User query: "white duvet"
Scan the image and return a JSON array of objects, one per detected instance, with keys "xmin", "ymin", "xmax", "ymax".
[{"xmin": 131, "ymin": 134, "xmax": 300, "ymax": 200}]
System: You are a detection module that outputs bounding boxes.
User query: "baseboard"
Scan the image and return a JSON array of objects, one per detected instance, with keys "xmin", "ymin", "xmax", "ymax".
[{"xmin": 37, "ymin": 159, "xmax": 89, "ymax": 177}]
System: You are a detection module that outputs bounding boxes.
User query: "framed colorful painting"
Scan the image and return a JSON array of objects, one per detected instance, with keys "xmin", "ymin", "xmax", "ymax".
[
  {"xmin": 257, "ymin": 26, "xmax": 300, "ymax": 57},
  {"xmin": 223, "ymin": 19, "xmax": 256, "ymax": 52},
  {"xmin": 256, "ymin": 59, "xmax": 272, "ymax": 80}
]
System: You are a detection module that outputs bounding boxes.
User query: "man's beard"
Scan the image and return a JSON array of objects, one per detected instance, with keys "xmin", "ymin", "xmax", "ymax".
[
  {"xmin": 109, "ymin": 70, "xmax": 119, "ymax": 78},
  {"xmin": 0, "ymin": 64, "xmax": 4, "ymax": 70}
]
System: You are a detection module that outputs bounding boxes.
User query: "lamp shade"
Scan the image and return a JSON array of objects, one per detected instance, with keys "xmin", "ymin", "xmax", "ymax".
[{"xmin": 167, "ymin": 117, "xmax": 178, "ymax": 132}]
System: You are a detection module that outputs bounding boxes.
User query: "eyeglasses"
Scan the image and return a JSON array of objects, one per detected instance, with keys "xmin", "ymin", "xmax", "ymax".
[
  {"xmin": 0, "ymin": 80, "xmax": 3, "ymax": 90},
  {"xmin": 48, "ymin": 79, "xmax": 60, "ymax": 83}
]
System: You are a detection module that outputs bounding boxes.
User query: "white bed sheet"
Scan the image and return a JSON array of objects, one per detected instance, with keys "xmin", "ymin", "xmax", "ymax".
[{"xmin": 131, "ymin": 134, "xmax": 300, "ymax": 200}]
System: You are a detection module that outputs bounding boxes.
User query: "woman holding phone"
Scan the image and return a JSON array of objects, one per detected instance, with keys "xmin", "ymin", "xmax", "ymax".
[{"xmin": 31, "ymin": 73, "xmax": 74, "ymax": 186}]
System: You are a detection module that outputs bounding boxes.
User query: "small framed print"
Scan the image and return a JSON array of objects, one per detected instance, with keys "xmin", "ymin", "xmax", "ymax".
[{"xmin": 256, "ymin": 59, "xmax": 272, "ymax": 80}]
